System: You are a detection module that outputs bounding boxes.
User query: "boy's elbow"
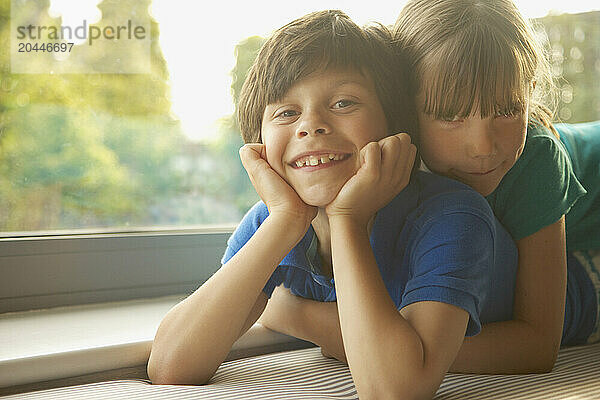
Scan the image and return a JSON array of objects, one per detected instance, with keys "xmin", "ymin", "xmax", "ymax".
[
  {"xmin": 147, "ymin": 364, "xmax": 172, "ymax": 386},
  {"xmin": 148, "ymin": 365, "xmax": 213, "ymax": 386},
  {"xmin": 360, "ymin": 385, "xmax": 434, "ymax": 400},
  {"xmin": 357, "ymin": 374, "xmax": 437, "ymax": 400},
  {"xmin": 146, "ymin": 356, "xmax": 174, "ymax": 385},
  {"xmin": 147, "ymin": 352, "xmax": 213, "ymax": 386}
]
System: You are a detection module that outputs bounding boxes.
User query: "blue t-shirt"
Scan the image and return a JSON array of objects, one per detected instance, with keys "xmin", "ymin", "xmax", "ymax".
[{"xmin": 222, "ymin": 172, "xmax": 518, "ymax": 337}]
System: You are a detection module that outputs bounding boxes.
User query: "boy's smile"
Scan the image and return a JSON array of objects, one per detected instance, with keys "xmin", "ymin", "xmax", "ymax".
[
  {"xmin": 290, "ymin": 152, "xmax": 350, "ymax": 170},
  {"xmin": 261, "ymin": 68, "xmax": 389, "ymax": 207}
]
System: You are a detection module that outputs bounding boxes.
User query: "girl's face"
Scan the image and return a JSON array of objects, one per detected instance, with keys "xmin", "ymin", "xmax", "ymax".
[{"xmin": 416, "ymin": 93, "xmax": 529, "ymax": 197}]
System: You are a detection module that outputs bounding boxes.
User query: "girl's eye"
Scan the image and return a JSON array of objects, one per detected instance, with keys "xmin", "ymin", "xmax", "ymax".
[
  {"xmin": 332, "ymin": 99, "xmax": 355, "ymax": 109},
  {"xmin": 495, "ymin": 108, "xmax": 521, "ymax": 119},
  {"xmin": 440, "ymin": 115, "xmax": 463, "ymax": 123}
]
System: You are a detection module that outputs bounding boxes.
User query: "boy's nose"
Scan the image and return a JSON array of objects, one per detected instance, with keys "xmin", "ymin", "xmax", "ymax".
[{"xmin": 296, "ymin": 111, "xmax": 331, "ymax": 137}]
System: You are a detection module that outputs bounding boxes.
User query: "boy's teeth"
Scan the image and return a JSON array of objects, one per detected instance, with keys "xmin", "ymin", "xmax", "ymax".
[{"xmin": 295, "ymin": 154, "xmax": 344, "ymax": 167}]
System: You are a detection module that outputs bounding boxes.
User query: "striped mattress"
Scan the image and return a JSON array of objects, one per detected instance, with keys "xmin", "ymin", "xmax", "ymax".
[{"xmin": 4, "ymin": 342, "xmax": 600, "ymax": 399}]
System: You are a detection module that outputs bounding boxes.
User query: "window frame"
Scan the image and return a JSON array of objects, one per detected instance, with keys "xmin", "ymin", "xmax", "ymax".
[{"xmin": 0, "ymin": 228, "xmax": 234, "ymax": 313}]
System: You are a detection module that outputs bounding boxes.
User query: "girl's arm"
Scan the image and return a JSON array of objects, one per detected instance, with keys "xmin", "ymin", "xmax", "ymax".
[
  {"xmin": 450, "ymin": 217, "xmax": 567, "ymax": 374},
  {"xmin": 148, "ymin": 144, "xmax": 315, "ymax": 385},
  {"xmin": 329, "ymin": 216, "xmax": 468, "ymax": 400}
]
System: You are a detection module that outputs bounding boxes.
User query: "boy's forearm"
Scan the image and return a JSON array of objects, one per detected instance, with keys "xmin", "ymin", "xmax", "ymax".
[
  {"xmin": 148, "ymin": 214, "xmax": 305, "ymax": 385},
  {"xmin": 298, "ymin": 300, "xmax": 347, "ymax": 363},
  {"xmin": 329, "ymin": 216, "xmax": 438, "ymax": 399}
]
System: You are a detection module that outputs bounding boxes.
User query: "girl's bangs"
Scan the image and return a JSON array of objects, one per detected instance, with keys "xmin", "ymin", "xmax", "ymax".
[{"xmin": 418, "ymin": 27, "xmax": 531, "ymax": 119}]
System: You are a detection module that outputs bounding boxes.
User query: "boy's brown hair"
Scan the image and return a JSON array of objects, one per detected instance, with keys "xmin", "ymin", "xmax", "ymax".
[
  {"xmin": 237, "ymin": 10, "xmax": 416, "ymax": 145},
  {"xmin": 393, "ymin": 0, "xmax": 556, "ymax": 133}
]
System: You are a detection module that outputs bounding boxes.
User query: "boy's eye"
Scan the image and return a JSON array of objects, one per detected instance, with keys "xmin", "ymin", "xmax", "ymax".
[
  {"xmin": 332, "ymin": 99, "xmax": 356, "ymax": 109},
  {"xmin": 276, "ymin": 109, "xmax": 298, "ymax": 118}
]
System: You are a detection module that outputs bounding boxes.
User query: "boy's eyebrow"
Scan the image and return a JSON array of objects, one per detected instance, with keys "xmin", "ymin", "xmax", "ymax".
[
  {"xmin": 329, "ymin": 78, "xmax": 369, "ymax": 89},
  {"xmin": 266, "ymin": 74, "xmax": 372, "ymax": 107}
]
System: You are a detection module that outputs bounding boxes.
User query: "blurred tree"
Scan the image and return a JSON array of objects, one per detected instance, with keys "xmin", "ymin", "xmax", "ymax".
[
  {"xmin": 0, "ymin": 0, "xmax": 184, "ymax": 231},
  {"xmin": 207, "ymin": 36, "xmax": 265, "ymax": 216},
  {"xmin": 231, "ymin": 36, "xmax": 264, "ymax": 109},
  {"xmin": 537, "ymin": 11, "xmax": 600, "ymax": 123}
]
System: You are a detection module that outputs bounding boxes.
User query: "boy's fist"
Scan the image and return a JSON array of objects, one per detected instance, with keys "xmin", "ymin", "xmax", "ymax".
[
  {"xmin": 325, "ymin": 133, "xmax": 416, "ymax": 225},
  {"xmin": 239, "ymin": 144, "xmax": 316, "ymax": 231}
]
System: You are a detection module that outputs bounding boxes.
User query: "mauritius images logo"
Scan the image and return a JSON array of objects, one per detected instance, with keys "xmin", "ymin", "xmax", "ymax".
[{"xmin": 11, "ymin": 0, "xmax": 151, "ymax": 73}]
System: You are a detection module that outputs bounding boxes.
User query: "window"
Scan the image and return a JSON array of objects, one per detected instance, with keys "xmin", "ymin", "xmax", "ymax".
[{"xmin": 1, "ymin": 0, "xmax": 598, "ymax": 312}]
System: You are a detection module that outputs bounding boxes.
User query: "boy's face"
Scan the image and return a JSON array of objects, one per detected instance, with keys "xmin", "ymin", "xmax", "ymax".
[
  {"xmin": 261, "ymin": 68, "xmax": 388, "ymax": 207},
  {"xmin": 415, "ymin": 92, "xmax": 529, "ymax": 197}
]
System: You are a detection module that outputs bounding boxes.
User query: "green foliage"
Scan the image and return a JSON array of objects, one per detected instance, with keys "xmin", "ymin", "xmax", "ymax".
[
  {"xmin": 231, "ymin": 36, "xmax": 265, "ymax": 110},
  {"xmin": 205, "ymin": 36, "xmax": 266, "ymax": 218},
  {"xmin": 0, "ymin": 0, "xmax": 184, "ymax": 231},
  {"xmin": 537, "ymin": 11, "xmax": 600, "ymax": 123}
]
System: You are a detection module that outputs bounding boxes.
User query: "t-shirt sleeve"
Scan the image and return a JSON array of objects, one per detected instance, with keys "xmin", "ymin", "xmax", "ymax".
[
  {"xmin": 487, "ymin": 126, "xmax": 586, "ymax": 241},
  {"xmin": 400, "ymin": 194, "xmax": 497, "ymax": 336},
  {"xmin": 220, "ymin": 201, "xmax": 284, "ymax": 297}
]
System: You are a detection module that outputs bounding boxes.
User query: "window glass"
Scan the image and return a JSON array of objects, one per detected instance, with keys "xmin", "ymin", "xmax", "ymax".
[{"xmin": 1, "ymin": 0, "xmax": 598, "ymax": 235}]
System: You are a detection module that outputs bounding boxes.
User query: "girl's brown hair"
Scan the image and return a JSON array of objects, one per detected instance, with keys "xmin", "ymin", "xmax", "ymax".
[{"xmin": 393, "ymin": 0, "xmax": 556, "ymax": 134}]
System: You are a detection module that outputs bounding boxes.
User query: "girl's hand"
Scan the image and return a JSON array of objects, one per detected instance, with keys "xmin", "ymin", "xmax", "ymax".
[
  {"xmin": 240, "ymin": 144, "xmax": 317, "ymax": 232},
  {"xmin": 325, "ymin": 133, "xmax": 416, "ymax": 226}
]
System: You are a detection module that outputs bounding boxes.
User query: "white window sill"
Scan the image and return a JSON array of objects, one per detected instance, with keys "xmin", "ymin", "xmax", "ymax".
[{"xmin": 0, "ymin": 295, "xmax": 308, "ymax": 388}]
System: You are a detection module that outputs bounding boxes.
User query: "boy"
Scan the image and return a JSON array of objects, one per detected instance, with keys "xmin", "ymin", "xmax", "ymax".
[{"xmin": 148, "ymin": 10, "xmax": 518, "ymax": 399}]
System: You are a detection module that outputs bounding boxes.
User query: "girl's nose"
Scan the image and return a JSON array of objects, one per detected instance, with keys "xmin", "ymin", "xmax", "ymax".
[
  {"xmin": 296, "ymin": 110, "xmax": 331, "ymax": 138},
  {"xmin": 468, "ymin": 120, "xmax": 497, "ymax": 158}
]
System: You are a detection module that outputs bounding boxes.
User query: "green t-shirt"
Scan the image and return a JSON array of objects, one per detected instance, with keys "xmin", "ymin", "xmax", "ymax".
[
  {"xmin": 485, "ymin": 122, "xmax": 588, "ymax": 250},
  {"xmin": 556, "ymin": 121, "xmax": 600, "ymax": 251}
]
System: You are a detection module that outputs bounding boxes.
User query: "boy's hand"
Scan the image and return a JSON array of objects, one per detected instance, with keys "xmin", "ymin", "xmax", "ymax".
[
  {"xmin": 325, "ymin": 133, "xmax": 416, "ymax": 226},
  {"xmin": 259, "ymin": 285, "xmax": 347, "ymax": 363},
  {"xmin": 258, "ymin": 285, "xmax": 306, "ymax": 335},
  {"xmin": 240, "ymin": 144, "xmax": 317, "ymax": 231}
]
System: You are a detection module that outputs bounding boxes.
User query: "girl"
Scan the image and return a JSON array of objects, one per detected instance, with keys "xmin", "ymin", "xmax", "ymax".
[{"xmin": 392, "ymin": 0, "xmax": 600, "ymax": 373}]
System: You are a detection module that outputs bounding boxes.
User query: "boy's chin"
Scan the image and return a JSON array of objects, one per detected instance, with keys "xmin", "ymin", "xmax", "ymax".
[{"xmin": 298, "ymin": 189, "xmax": 341, "ymax": 208}]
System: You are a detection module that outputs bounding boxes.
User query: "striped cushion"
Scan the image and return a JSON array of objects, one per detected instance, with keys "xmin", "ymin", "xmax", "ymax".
[{"xmin": 4, "ymin": 342, "xmax": 600, "ymax": 399}]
